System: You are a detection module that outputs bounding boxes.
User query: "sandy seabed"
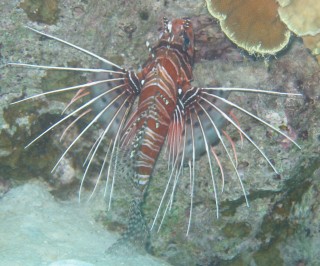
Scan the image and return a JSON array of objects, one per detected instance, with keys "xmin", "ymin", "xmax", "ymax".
[{"xmin": 0, "ymin": 182, "xmax": 170, "ymax": 266}]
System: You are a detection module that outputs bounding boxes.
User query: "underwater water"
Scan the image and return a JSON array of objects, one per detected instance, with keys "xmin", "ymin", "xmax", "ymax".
[{"xmin": 1, "ymin": 0, "xmax": 320, "ymax": 266}]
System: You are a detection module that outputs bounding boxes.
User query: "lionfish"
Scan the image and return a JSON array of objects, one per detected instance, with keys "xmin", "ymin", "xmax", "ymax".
[{"xmin": 9, "ymin": 18, "xmax": 301, "ymax": 250}]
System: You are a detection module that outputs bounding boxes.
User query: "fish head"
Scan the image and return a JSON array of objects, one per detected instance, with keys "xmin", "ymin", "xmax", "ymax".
[{"xmin": 160, "ymin": 17, "xmax": 195, "ymax": 60}]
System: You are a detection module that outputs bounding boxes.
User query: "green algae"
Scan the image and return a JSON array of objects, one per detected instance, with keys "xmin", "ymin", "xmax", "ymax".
[
  {"xmin": 1, "ymin": 65, "xmax": 85, "ymax": 182},
  {"xmin": 40, "ymin": 68, "xmax": 86, "ymax": 102},
  {"xmin": 0, "ymin": 130, "xmax": 13, "ymax": 157},
  {"xmin": 258, "ymin": 150, "xmax": 318, "ymax": 239},
  {"xmin": 19, "ymin": 0, "xmax": 59, "ymax": 25},
  {"xmin": 1, "ymin": 110, "xmax": 61, "ymax": 180},
  {"xmin": 253, "ymin": 244, "xmax": 284, "ymax": 265},
  {"xmin": 251, "ymin": 147, "xmax": 319, "ymax": 264},
  {"xmin": 222, "ymin": 222, "xmax": 251, "ymax": 238}
]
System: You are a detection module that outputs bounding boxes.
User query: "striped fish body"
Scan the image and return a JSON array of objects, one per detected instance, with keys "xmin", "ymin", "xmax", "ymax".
[{"xmin": 123, "ymin": 18, "xmax": 195, "ymax": 190}]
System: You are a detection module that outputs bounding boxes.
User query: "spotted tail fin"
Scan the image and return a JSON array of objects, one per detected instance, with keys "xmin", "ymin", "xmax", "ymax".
[{"xmin": 107, "ymin": 197, "xmax": 150, "ymax": 255}]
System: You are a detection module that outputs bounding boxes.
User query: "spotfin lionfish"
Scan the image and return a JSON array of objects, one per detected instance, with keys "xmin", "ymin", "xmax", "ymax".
[{"xmin": 8, "ymin": 17, "xmax": 302, "ymax": 252}]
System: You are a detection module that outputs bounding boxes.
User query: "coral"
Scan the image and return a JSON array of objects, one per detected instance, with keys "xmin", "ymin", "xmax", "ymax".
[
  {"xmin": 276, "ymin": 0, "xmax": 291, "ymax": 5},
  {"xmin": 302, "ymin": 34, "xmax": 320, "ymax": 64},
  {"xmin": 205, "ymin": 0, "xmax": 291, "ymax": 55},
  {"xmin": 205, "ymin": 0, "xmax": 320, "ymax": 62},
  {"xmin": 277, "ymin": 0, "xmax": 320, "ymax": 63},
  {"xmin": 278, "ymin": 0, "xmax": 320, "ymax": 36}
]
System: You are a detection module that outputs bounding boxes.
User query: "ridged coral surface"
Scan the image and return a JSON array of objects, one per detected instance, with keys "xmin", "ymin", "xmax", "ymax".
[{"xmin": 206, "ymin": 0, "xmax": 291, "ymax": 55}]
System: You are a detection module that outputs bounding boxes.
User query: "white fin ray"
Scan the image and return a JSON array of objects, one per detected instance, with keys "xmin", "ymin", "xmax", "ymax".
[
  {"xmin": 198, "ymin": 102, "xmax": 249, "ymax": 207},
  {"xmin": 7, "ymin": 62, "xmax": 125, "ymax": 74},
  {"xmin": 186, "ymin": 117, "xmax": 195, "ymax": 236},
  {"xmin": 51, "ymin": 90, "xmax": 128, "ymax": 173},
  {"xmin": 202, "ymin": 91, "xmax": 301, "ymax": 149},
  {"xmin": 107, "ymin": 106, "xmax": 130, "ymax": 210},
  {"xmin": 87, "ymin": 139, "xmax": 113, "ymax": 202},
  {"xmin": 194, "ymin": 108, "xmax": 220, "ymax": 218},
  {"xmin": 150, "ymin": 147, "xmax": 181, "ymax": 231},
  {"xmin": 25, "ymin": 26, "xmax": 123, "ymax": 70},
  {"xmin": 24, "ymin": 83, "xmax": 126, "ymax": 149},
  {"xmin": 10, "ymin": 78, "xmax": 125, "ymax": 105},
  {"xmin": 200, "ymin": 96, "xmax": 279, "ymax": 174},
  {"xmin": 203, "ymin": 87, "xmax": 303, "ymax": 97},
  {"xmin": 79, "ymin": 97, "xmax": 130, "ymax": 202}
]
